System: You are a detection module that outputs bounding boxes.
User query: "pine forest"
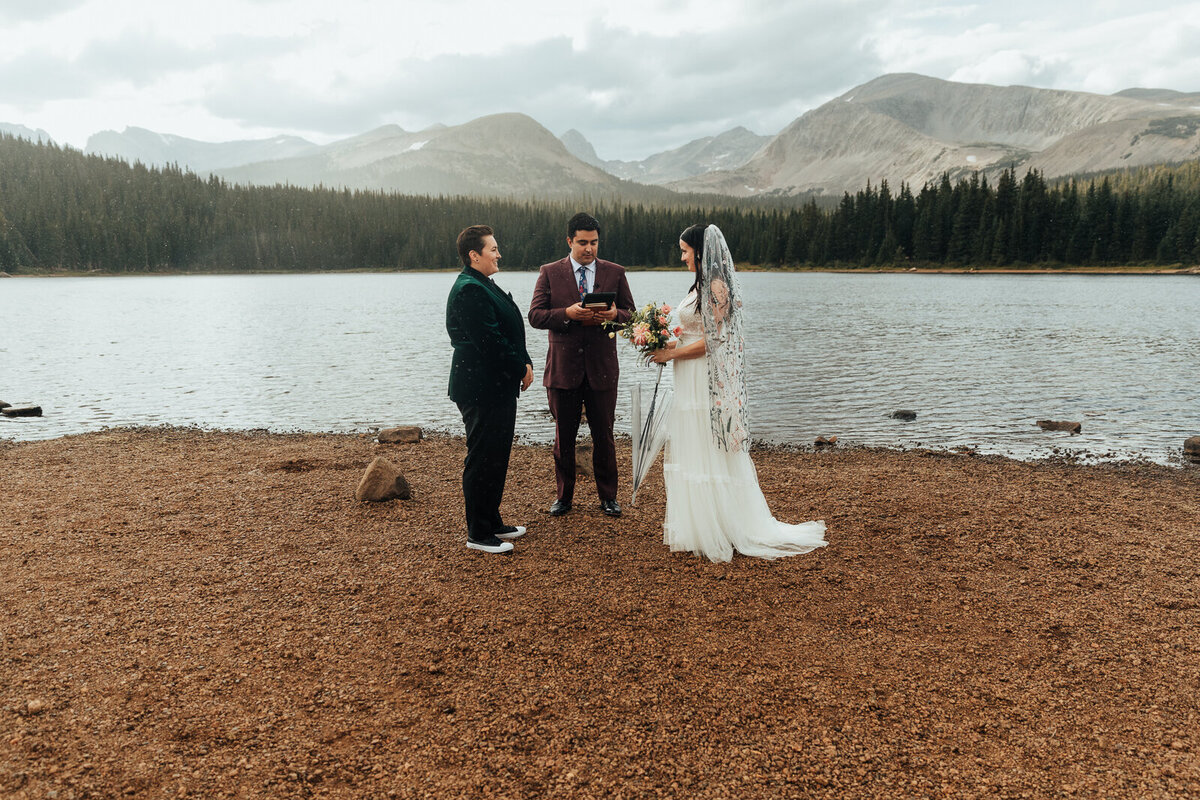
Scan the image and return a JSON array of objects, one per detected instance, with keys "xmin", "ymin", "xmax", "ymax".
[{"xmin": 2, "ymin": 134, "xmax": 1199, "ymax": 273}]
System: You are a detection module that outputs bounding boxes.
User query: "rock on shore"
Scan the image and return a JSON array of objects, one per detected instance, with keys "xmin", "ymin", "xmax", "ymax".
[
  {"xmin": 1185, "ymin": 436, "xmax": 1200, "ymax": 463},
  {"xmin": 377, "ymin": 426, "xmax": 422, "ymax": 444},
  {"xmin": 354, "ymin": 456, "xmax": 411, "ymax": 501},
  {"xmin": 1, "ymin": 405, "xmax": 42, "ymax": 417},
  {"xmin": 1036, "ymin": 419, "xmax": 1082, "ymax": 434}
]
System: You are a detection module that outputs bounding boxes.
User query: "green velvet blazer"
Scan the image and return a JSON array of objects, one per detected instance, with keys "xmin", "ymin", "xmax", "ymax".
[{"xmin": 446, "ymin": 267, "xmax": 532, "ymax": 405}]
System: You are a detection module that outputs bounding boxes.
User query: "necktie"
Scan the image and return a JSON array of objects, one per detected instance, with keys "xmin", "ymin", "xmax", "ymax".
[{"xmin": 577, "ymin": 266, "xmax": 588, "ymax": 299}]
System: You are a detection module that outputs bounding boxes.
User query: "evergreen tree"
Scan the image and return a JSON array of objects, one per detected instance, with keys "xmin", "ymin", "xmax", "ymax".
[{"xmin": 2, "ymin": 134, "xmax": 1198, "ymax": 273}]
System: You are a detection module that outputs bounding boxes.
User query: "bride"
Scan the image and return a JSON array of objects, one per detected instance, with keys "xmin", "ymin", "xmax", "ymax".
[{"xmin": 650, "ymin": 224, "xmax": 827, "ymax": 562}]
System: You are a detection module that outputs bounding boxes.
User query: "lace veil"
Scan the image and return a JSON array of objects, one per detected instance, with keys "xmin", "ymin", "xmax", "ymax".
[{"xmin": 697, "ymin": 225, "xmax": 749, "ymax": 451}]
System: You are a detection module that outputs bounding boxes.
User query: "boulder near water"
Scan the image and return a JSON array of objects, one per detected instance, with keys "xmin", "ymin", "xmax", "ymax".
[
  {"xmin": 0, "ymin": 400, "xmax": 10, "ymax": 410},
  {"xmin": 890, "ymin": 410, "xmax": 917, "ymax": 421},
  {"xmin": 378, "ymin": 426, "xmax": 422, "ymax": 444},
  {"xmin": 355, "ymin": 457, "xmax": 412, "ymax": 502},
  {"xmin": 1, "ymin": 405, "xmax": 42, "ymax": 417},
  {"xmin": 1036, "ymin": 420, "xmax": 1082, "ymax": 434},
  {"xmin": 1184, "ymin": 436, "xmax": 1200, "ymax": 464}
]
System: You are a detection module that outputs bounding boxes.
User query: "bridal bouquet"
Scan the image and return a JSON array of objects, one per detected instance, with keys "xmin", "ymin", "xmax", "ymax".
[{"xmin": 607, "ymin": 300, "xmax": 682, "ymax": 358}]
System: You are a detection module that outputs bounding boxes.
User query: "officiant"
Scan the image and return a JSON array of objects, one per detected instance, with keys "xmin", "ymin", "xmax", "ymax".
[{"xmin": 528, "ymin": 212, "xmax": 635, "ymax": 518}]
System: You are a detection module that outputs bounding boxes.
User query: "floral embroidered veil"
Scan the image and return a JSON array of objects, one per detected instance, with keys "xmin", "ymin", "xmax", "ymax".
[{"xmin": 697, "ymin": 224, "xmax": 749, "ymax": 451}]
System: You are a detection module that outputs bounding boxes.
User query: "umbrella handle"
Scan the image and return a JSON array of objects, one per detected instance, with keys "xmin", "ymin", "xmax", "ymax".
[
  {"xmin": 641, "ymin": 363, "xmax": 664, "ymax": 442},
  {"xmin": 630, "ymin": 364, "xmax": 667, "ymax": 508}
]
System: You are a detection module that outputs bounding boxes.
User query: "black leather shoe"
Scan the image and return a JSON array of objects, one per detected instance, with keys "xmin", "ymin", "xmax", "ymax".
[
  {"xmin": 600, "ymin": 499, "xmax": 621, "ymax": 517},
  {"xmin": 549, "ymin": 499, "xmax": 572, "ymax": 516}
]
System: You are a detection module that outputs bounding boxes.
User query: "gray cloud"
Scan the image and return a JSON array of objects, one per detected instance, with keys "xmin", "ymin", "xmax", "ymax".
[
  {"xmin": 0, "ymin": 52, "xmax": 98, "ymax": 106},
  {"xmin": 204, "ymin": 1, "xmax": 886, "ymax": 158},
  {"xmin": 0, "ymin": 0, "xmax": 87, "ymax": 23},
  {"xmin": 0, "ymin": 28, "xmax": 314, "ymax": 109},
  {"xmin": 78, "ymin": 29, "xmax": 312, "ymax": 85},
  {"xmin": 204, "ymin": 75, "xmax": 394, "ymax": 134},
  {"xmin": 74, "ymin": 31, "xmax": 216, "ymax": 88},
  {"xmin": 1164, "ymin": 23, "xmax": 1200, "ymax": 62},
  {"xmin": 10, "ymin": 0, "xmax": 1195, "ymax": 157}
]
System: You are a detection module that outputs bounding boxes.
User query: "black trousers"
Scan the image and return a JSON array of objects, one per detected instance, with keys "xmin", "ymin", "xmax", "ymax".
[
  {"xmin": 457, "ymin": 396, "xmax": 517, "ymax": 541},
  {"xmin": 547, "ymin": 380, "xmax": 619, "ymax": 503}
]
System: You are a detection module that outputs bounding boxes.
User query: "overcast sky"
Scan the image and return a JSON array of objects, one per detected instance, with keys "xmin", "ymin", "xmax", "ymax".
[{"xmin": 2, "ymin": 0, "xmax": 1198, "ymax": 160}]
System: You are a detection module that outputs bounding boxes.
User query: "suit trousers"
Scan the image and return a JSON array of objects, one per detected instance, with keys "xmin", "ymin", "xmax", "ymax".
[
  {"xmin": 457, "ymin": 397, "xmax": 517, "ymax": 541},
  {"xmin": 547, "ymin": 379, "xmax": 618, "ymax": 503}
]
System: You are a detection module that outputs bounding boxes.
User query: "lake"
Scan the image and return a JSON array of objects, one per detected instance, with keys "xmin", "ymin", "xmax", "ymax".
[{"xmin": 1, "ymin": 271, "xmax": 1197, "ymax": 464}]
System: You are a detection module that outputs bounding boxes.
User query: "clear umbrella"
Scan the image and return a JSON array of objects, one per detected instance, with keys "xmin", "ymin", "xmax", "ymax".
[{"xmin": 629, "ymin": 364, "xmax": 672, "ymax": 506}]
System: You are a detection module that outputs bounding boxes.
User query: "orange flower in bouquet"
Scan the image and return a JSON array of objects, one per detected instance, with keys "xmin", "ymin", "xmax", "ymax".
[{"xmin": 607, "ymin": 301, "xmax": 674, "ymax": 358}]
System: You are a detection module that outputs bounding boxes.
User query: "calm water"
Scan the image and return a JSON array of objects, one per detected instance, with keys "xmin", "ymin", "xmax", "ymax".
[{"xmin": 1, "ymin": 272, "xmax": 1197, "ymax": 463}]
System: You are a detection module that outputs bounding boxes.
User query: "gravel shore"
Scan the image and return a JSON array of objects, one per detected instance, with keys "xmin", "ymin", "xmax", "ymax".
[{"xmin": 2, "ymin": 428, "xmax": 1199, "ymax": 799}]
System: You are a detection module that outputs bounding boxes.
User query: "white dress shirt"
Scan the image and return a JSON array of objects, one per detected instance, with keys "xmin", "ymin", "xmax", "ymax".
[{"xmin": 570, "ymin": 256, "xmax": 593, "ymax": 294}]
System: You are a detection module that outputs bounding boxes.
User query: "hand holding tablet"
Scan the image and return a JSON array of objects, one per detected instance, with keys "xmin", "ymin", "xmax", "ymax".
[{"xmin": 581, "ymin": 291, "xmax": 616, "ymax": 309}]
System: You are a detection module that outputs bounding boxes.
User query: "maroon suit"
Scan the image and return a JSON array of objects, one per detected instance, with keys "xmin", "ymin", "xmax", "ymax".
[{"xmin": 528, "ymin": 257, "xmax": 635, "ymax": 503}]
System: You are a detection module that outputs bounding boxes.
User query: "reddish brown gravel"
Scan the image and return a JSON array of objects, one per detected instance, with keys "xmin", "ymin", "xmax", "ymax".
[{"xmin": 2, "ymin": 428, "xmax": 1199, "ymax": 799}]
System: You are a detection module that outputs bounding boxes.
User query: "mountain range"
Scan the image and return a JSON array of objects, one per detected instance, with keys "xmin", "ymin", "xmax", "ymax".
[
  {"xmin": 0, "ymin": 123, "xmax": 54, "ymax": 144},
  {"xmin": 677, "ymin": 73, "xmax": 1200, "ymax": 197},
  {"xmin": 84, "ymin": 127, "xmax": 318, "ymax": 172},
  {"xmin": 560, "ymin": 126, "xmax": 771, "ymax": 184},
  {"xmin": 213, "ymin": 113, "xmax": 679, "ymax": 203},
  {"xmin": 6, "ymin": 73, "xmax": 1198, "ymax": 201}
]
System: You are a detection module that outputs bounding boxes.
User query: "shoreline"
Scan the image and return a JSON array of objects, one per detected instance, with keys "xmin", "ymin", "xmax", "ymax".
[
  {"xmin": 3, "ymin": 422, "xmax": 1193, "ymax": 470},
  {"xmin": 3, "ymin": 428, "xmax": 1200, "ymax": 797}
]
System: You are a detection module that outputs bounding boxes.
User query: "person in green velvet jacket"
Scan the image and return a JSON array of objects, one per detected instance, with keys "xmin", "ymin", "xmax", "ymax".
[{"xmin": 446, "ymin": 225, "xmax": 534, "ymax": 553}]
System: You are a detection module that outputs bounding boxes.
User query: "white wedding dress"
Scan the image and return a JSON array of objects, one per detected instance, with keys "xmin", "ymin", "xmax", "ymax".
[{"xmin": 662, "ymin": 290, "xmax": 827, "ymax": 562}]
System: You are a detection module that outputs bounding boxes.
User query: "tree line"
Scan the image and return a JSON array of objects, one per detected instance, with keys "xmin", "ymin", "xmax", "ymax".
[
  {"xmin": 808, "ymin": 165, "xmax": 1200, "ymax": 266},
  {"xmin": 1, "ymin": 133, "xmax": 1198, "ymax": 273}
]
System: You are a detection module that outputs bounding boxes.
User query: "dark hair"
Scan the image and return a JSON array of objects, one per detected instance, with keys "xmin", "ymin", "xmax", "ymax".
[
  {"xmin": 681, "ymin": 223, "xmax": 709, "ymax": 299},
  {"xmin": 456, "ymin": 224, "xmax": 494, "ymax": 267},
  {"xmin": 567, "ymin": 212, "xmax": 600, "ymax": 239}
]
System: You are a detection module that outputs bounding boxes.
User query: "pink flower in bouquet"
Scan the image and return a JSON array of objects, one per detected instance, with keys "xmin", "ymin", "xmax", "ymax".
[
  {"xmin": 605, "ymin": 299, "xmax": 674, "ymax": 359},
  {"xmin": 672, "ymin": 325, "xmax": 682, "ymax": 337}
]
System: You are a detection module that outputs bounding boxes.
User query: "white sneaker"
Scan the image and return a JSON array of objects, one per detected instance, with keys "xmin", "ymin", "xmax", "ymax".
[
  {"xmin": 466, "ymin": 535, "xmax": 514, "ymax": 553},
  {"xmin": 495, "ymin": 526, "xmax": 526, "ymax": 540}
]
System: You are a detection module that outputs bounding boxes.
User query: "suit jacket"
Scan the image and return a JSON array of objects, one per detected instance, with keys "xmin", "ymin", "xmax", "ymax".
[
  {"xmin": 528, "ymin": 257, "xmax": 635, "ymax": 391},
  {"xmin": 446, "ymin": 267, "xmax": 532, "ymax": 405}
]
